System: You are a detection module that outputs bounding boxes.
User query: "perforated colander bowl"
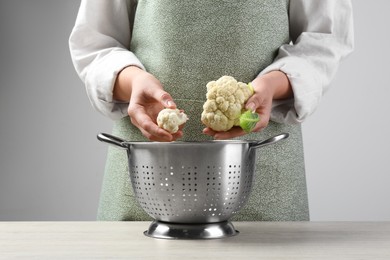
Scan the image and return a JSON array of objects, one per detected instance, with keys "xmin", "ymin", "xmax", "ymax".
[
  {"xmin": 129, "ymin": 142, "xmax": 254, "ymax": 223},
  {"xmin": 98, "ymin": 133, "xmax": 288, "ymax": 224}
]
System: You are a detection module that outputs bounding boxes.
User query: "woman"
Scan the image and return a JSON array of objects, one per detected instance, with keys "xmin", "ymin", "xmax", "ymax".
[{"xmin": 69, "ymin": 0, "xmax": 354, "ymax": 221}]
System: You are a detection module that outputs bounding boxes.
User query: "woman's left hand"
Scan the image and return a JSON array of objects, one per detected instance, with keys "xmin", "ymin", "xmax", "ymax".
[{"xmin": 203, "ymin": 71, "xmax": 292, "ymax": 139}]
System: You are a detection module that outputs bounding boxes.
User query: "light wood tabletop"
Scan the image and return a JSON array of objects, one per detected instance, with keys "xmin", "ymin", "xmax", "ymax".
[{"xmin": 0, "ymin": 221, "xmax": 389, "ymax": 259}]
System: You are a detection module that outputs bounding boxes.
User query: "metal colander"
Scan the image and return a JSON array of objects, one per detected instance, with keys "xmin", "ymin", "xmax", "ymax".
[{"xmin": 98, "ymin": 133, "xmax": 288, "ymax": 224}]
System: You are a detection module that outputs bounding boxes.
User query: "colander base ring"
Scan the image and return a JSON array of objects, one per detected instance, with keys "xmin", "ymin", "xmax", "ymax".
[{"xmin": 144, "ymin": 220, "xmax": 238, "ymax": 239}]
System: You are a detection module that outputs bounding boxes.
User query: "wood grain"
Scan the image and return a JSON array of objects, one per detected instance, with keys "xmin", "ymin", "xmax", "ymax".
[{"xmin": 0, "ymin": 222, "xmax": 389, "ymax": 259}]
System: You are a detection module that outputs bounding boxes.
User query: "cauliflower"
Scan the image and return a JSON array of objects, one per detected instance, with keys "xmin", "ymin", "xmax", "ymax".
[
  {"xmin": 157, "ymin": 108, "xmax": 188, "ymax": 133},
  {"xmin": 201, "ymin": 75, "xmax": 260, "ymax": 132}
]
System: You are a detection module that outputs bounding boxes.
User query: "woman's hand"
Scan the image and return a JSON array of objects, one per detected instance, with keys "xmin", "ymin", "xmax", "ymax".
[
  {"xmin": 114, "ymin": 66, "xmax": 182, "ymax": 142},
  {"xmin": 203, "ymin": 71, "xmax": 292, "ymax": 139}
]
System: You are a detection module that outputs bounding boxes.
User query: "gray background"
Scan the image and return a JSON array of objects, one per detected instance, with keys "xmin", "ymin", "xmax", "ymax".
[{"xmin": 0, "ymin": 0, "xmax": 389, "ymax": 221}]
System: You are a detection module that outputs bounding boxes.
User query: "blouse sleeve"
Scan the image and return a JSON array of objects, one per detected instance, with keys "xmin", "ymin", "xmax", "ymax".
[
  {"xmin": 260, "ymin": 0, "xmax": 354, "ymax": 124},
  {"xmin": 69, "ymin": 0, "xmax": 144, "ymax": 120}
]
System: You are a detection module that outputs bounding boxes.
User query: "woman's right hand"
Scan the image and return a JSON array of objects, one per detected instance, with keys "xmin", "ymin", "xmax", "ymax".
[{"xmin": 113, "ymin": 66, "xmax": 181, "ymax": 142}]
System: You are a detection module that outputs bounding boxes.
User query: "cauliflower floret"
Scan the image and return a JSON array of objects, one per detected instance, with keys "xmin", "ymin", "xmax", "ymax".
[
  {"xmin": 201, "ymin": 75, "xmax": 259, "ymax": 132},
  {"xmin": 157, "ymin": 108, "xmax": 188, "ymax": 133}
]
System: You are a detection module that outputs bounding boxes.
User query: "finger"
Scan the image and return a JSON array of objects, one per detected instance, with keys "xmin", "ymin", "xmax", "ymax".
[
  {"xmin": 138, "ymin": 126, "xmax": 174, "ymax": 142},
  {"xmin": 171, "ymin": 130, "xmax": 184, "ymax": 141},
  {"xmin": 140, "ymin": 119, "xmax": 173, "ymax": 141},
  {"xmin": 214, "ymin": 127, "xmax": 247, "ymax": 140},
  {"xmin": 245, "ymin": 94, "xmax": 263, "ymax": 112},
  {"xmin": 203, "ymin": 127, "xmax": 247, "ymax": 139},
  {"xmin": 161, "ymin": 94, "xmax": 176, "ymax": 109},
  {"xmin": 251, "ymin": 121, "xmax": 267, "ymax": 133},
  {"xmin": 251, "ymin": 110, "xmax": 270, "ymax": 132},
  {"xmin": 130, "ymin": 108, "xmax": 173, "ymax": 142},
  {"xmin": 146, "ymin": 88, "xmax": 176, "ymax": 109},
  {"xmin": 202, "ymin": 127, "xmax": 217, "ymax": 136}
]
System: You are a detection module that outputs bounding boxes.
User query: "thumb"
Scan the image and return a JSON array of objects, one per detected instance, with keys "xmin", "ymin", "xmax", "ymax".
[
  {"xmin": 141, "ymin": 73, "xmax": 176, "ymax": 109},
  {"xmin": 156, "ymin": 90, "xmax": 176, "ymax": 109},
  {"xmin": 245, "ymin": 95, "xmax": 261, "ymax": 112}
]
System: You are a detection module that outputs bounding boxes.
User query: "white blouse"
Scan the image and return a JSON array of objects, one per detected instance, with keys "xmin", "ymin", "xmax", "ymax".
[{"xmin": 69, "ymin": 0, "xmax": 354, "ymax": 124}]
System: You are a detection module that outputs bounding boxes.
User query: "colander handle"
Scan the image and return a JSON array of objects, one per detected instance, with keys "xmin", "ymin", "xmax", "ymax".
[
  {"xmin": 97, "ymin": 133, "xmax": 129, "ymax": 149},
  {"xmin": 250, "ymin": 133, "xmax": 289, "ymax": 149}
]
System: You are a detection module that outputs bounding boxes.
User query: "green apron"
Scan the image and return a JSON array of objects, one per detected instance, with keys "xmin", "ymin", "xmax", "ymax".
[{"xmin": 97, "ymin": 0, "xmax": 310, "ymax": 221}]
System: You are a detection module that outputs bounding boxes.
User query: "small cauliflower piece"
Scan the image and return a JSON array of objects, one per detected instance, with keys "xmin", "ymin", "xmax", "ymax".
[
  {"xmin": 201, "ymin": 75, "xmax": 260, "ymax": 132},
  {"xmin": 157, "ymin": 108, "xmax": 188, "ymax": 133}
]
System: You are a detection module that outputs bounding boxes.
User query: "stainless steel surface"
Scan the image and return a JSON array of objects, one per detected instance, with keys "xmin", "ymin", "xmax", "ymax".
[
  {"xmin": 97, "ymin": 132, "xmax": 288, "ymax": 238},
  {"xmin": 249, "ymin": 133, "xmax": 289, "ymax": 149},
  {"xmin": 144, "ymin": 221, "xmax": 238, "ymax": 239},
  {"xmin": 97, "ymin": 133, "xmax": 128, "ymax": 148}
]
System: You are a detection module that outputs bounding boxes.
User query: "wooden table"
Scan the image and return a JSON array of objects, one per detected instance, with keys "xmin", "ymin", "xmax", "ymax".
[{"xmin": 1, "ymin": 221, "xmax": 389, "ymax": 259}]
